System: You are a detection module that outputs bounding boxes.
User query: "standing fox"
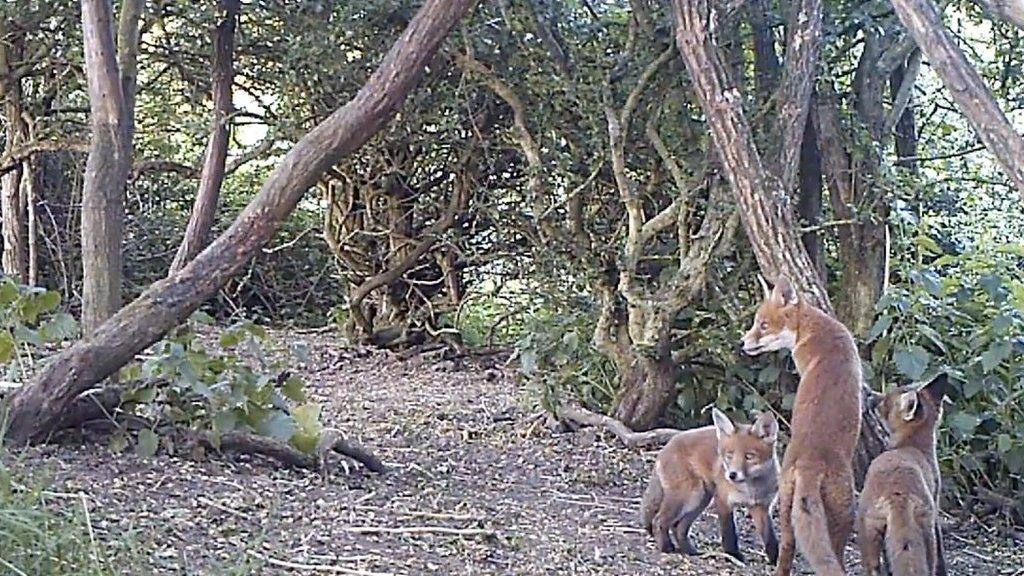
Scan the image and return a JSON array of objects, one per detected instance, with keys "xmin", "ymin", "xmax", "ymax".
[
  {"xmin": 858, "ymin": 373, "xmax": 949, "ymax": 576},
  {"xmin": 742, "ymin": 275, "xmax": 862, "ymax": 576},
  {"xmin": 640, "ymin": 408, "xmax": 780, "ymax": 563}
]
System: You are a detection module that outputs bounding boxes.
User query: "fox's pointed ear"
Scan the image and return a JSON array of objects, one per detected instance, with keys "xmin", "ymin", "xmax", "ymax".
[
  {"xmin": 922, "ymin": 373, "xmax": 949, "ymax": 402},
  {"xmin": 712, "ymin": 408, "xmax": 736, "ymax": 438},
  {"xmin": 752, "ymin": 411, "xmax": 778, "ymax": 443},
  {"xmin": 757, "ymin": 274, "xmax": 771, "ymax": 301},
  {"xmin": 898, "ymin": 390, "xmax": 919, "ymax": 421},
  {"xmin": 772, "ymin": 275, "xmax": 799, "ymax": 307}
]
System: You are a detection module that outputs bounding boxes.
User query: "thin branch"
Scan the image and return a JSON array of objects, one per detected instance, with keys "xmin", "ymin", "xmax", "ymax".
[
  {"xmin": 555, "ymin": 402, "xmax": 679, "ymax": 448},
  {"xmin": 883, "ymin": 49, "xmax": 922, "ymax": 136}
]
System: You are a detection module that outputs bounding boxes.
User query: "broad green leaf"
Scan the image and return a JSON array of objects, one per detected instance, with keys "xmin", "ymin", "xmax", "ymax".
[
  {"xmin": 758, "ymin": 364, "xmax": 781, "ymax": 384},
  {"xmin": 36, "ymin": 290, "xmax": 60, "ymax": 313},
  {"xmin": 893, "ymin": 346, "xmax": 930, "ymax": 380},
  {"xmin": 282, "ymin": 375, "xmax": 306, "ymax": 402},
  {"xmin": 190, "ymin": 310, "xmax": 216, "ymax": 325},
  {"xmin": 947, "ymin": 412, "xmax": 980, "ymax": 438},
  {"xmin": 39, "ymin": 312, "xmax": 78, "ymax": 342},
  {"xmin": 981, "ymin": 341, "xmax": 1012, "ymax": 373},
  {"xmin": 219, "ymin": 330, "xmax": 242, "ymax": 348},
  {"xmin": 292, "ymin": 403, "xmax": 323, "ymax": 436},
  {"xmin": 0, "ymin": 281, "xmax": 17, "ymax": 306},
  {"xmin": 257, "ymin": 411, "xmax": 296, "ymax": 441},
  {"xmin": 997, "ymin": 434, "xmax": 1013, "ymax": 454},
  {"xmin": 137, "ymin": 429, "xmax": 159, "ymax": 458},
  {"xmin": 1006, "ymin": 447, "xmax": 1024, "ymax": 474},
  {"xmin": 13, "ymin": 325, "xmax": 43, "ymax": 347},
  {"xmin": 866, "ymin": 315, "xmax": 892, "ymax": 343},
  {"xmin": 213, "ymin": 410, "xmax": 238, "ymax": 434},
  {"xmin": 0, "ymin": 330, "xmax": 15, "ymax": 363},
  {"xmin": 962, "ymin": 377, "xmax": 983, "ymax": 399}
]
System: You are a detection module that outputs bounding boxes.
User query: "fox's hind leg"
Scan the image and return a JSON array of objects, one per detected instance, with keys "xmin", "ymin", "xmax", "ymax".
[
  {"xmin": 671, "ymin": 490, "xmax": 712, "ymax": 555},
  {"xmin": 774, "ymin": 475, "xmax": 796, "ymax": 576},
  {"xmin": 823, "ymin": 471, "xmax": 855, "ymax": 564},
  {"xmin": 857, "ymin": 514, "xmax": 886, "ymax": 576}
]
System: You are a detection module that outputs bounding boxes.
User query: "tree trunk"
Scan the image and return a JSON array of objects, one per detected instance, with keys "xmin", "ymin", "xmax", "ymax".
[
  {"xmin": 79, "ymin": 0, "xmax": 140, "ymax": 337},
  {"xmin": 610, "ymin": 350, "xmax": 678, "ymax": 430},
  {"xmin": 976, "ymin": 0, "xmax": 1024, "ymax": 28},
  {"xmin": 672, "ymin": 0, "xmax": 829, "ymax": 310},
  {"xmin": 892, "ymin": 0, "xmax": 1024, "ymax": 197},
  {"xmin": 890, "ymin": 62, "xmax": 919, "ymax": 171},
  {"xmin": 798, "ymin": 114, "xmax": 826, "ymax": 281},
  {"xmin": 673, "ymin": 0, "xmax": 888, "ymax": 484},
  {"xmin": 170, "ymin": 0, "xmax": 239, "ymax": 274},
  {"xmin": 0, "ymin": 27, "xmax": 29, "ymax": 283},
  {"xmin": 3, "ymin": 0, "xmax": 478, "ymax": 446}
]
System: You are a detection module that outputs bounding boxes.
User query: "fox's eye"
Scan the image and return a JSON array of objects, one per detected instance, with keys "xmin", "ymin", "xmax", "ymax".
[
  {"xmin": 759, "ymin": 321, "xmax": 768, "ymax": 331},
  {"xmin": 744, "ymin": 453, "xmax": 755, "ymax": 461}
]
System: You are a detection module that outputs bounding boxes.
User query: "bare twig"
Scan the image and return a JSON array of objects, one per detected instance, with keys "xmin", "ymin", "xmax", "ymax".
[{"xmin": 555, "ymin": 402, "xmax": 679, "ymax": 449}]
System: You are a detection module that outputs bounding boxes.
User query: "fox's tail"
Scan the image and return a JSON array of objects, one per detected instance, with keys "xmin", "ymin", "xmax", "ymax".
[
  {"xmin": 884, "ymin": 500, "xmax": 929, "ymax": 575},
  {"xmin": 792, "ymin": 471, "xmax": 846, "ymax": 576},
  {"xmin": 639, "ymin": 474, "xmax": 663, "ymax": 535}
]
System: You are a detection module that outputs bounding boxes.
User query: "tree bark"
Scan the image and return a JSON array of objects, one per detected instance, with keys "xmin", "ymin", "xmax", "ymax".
[
  {"xmin": 170, "ymin": 0, "xmax": 240, "ymax": 274},
  {"xmin": 0, "ymin": 26, "xmax": 29, "ymax": 283},
  {"xmin": 3, "ymin": 0, "xmax": 478, "ymax": 446},
  {"xmin": 892, "ymin": 0, "xmax": 1024, "ymax": 197},
  {"xmin": 673, "ymin": 0, "xmax": 888, "ymax": 484},
  {"xmin": 976, "ymin": 0, "xmax": 1024, "ymax": 28},
  {"xmin": 798, "ymin": 113, "xmax": 826, "ymax": 281},
  {"xmin": 610, "ymin": 349, "xmax": 679, "ymax": 430},
  {"xmin": 79, "ymin": 0, "xmax": 140, "ymax": 337},
  {"xmin": 672, "ymin": 0, "xmax": 830, "ymax": 310}
]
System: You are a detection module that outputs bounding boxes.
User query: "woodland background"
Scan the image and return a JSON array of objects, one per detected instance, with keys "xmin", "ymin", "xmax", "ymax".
[{"xmin": 0, "ymin": 0, "xmax": 1022, "ymax": 572}]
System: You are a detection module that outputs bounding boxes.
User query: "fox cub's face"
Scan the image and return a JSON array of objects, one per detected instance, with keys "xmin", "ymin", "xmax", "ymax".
[
  {"xmin": 712, "ymin": 408, "xmax": 778, "ymax": 484},
  {"xmin": 874, "ymin": 373, "xmax": 948, "ymax": 438},
  {"xmin": 742, "ymin": 275, "xmax": 800, "ymax": 356}
]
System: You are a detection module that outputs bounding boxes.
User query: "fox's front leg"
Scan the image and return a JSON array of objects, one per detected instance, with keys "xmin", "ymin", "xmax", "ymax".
[
  {"xmin": 751, "ymin": 503, "xmax": 778, "ymax": 565},
  {"xmin": 714, "ymin": 497, "xmax": 744, "ymax": 562}
]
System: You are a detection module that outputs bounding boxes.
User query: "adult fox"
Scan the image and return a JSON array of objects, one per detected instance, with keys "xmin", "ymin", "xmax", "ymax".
[
  {"xmin": 742, "ymin": 275, "xmax": 861, "ymax": 576},
  {"xmin": 858, "ymin": 373, "xmax": 949, "ymax": 576}
]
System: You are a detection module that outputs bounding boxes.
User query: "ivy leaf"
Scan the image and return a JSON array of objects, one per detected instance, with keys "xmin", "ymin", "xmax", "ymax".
[
  {"xmin": 39, "ymin": 312, "xmax": 78, "ymax": 342},
  {"xmin": 136, "ymin": 429, "xmax": 159, "ymax": 458},
  {"xmin": 893, "ymin": 346, "xmax": 930, "ymax": 380},
  {"xmin": 981, "ymin": 340, "xmax": 1012, "ymax": 373},
  {"xmin": 13, "ymin": 325, "xmax": 43, "ymax": 347},
  {"xmin": 292, "ymin": 403, "xmax": 323, "ymax": 436},
  {"xmin": 0, "ymin": 282, "xmax": 18, "ymax": 306}
]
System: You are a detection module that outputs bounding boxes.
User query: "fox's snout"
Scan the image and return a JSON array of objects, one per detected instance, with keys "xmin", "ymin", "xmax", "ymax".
[{"xmin": 727, "ymin": 469, "xmax": 745, "ymax": 483}]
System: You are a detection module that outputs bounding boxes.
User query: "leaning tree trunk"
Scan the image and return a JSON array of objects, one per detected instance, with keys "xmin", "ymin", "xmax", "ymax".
[
  {"xmin": 892, "ymin": 0, "xmax": 1024, "ymax": 197},
  {"xmin": 170, "ymin": 0, "xmax": 239, "ymax": 273},
  {"xmin": 79, "ymin": 0, "xmax": 141, "ymax": 337},
  {"xmin": 2, "ymin": 0, "xmax": 479, "ymax": 446},
  {"xmin": 672, "ymin": 0, "xmax": 889, "ymax": 483}
]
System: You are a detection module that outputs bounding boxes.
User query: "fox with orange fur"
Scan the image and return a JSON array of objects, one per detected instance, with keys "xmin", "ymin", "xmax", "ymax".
[
  {"xmin": 742, "ymin": 275, "xmax": 862, "ymax": 576},
  {"xmin": 640, "ymin": 408, "xmax": 780, "ymax": 563},
  {"xmin": 858, "ymin": 373, "xmax": 949, "ymax": 576}
]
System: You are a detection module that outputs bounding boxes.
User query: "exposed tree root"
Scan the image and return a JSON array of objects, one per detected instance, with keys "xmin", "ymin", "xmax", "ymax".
[{"xmin": 554, "ymin": 402, "xmax": 679, "ymax": 449}]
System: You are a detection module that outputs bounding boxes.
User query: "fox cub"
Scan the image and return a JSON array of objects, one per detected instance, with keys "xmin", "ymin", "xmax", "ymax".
[
  {"xmin": 640, "ymin": 408, "xmax": 780, "ymax": 563},
  {"xmin": 858, "ymin": 373, "xmax": 949, "ymax": 576}
]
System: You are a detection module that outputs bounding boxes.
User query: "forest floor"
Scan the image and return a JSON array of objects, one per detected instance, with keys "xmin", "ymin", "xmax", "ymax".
[{"xmin": 6, "ymin": 331, "xmax": 1024, "ymax": 575}]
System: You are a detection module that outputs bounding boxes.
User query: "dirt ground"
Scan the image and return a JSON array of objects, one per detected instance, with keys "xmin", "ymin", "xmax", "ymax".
[{"xmin": 7, "ymin": 333, "xmax": 1024, "ymax": 575}]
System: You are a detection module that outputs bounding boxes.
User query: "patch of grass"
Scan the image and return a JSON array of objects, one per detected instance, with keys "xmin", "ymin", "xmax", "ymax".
[{"xmin": 0, "ymin": 461, "xmax": 120, "ymax": 575}]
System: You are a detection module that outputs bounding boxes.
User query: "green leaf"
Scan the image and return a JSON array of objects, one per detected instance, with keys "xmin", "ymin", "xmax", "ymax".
[
  {"xmin": 758, "ymin": 364, "xmax": 781, "ymax": 384},
  {"xmin": 996, "ymin": 242, "xmax": 1024, "ymax": 257},
  {"xmin": 997, "ymin": 434, "xmax": 1013, "ymax": 454},
  {"xmin": 190, "ymin": 310, "xmax": 216, "ymax": 325},
  {"xmin": 137, "ymin": 429, "xmax": 159, "ymax": 458},
  {"xmin": 962, "ymin": 377, "xmax": 983, "ymax": 399},
  {"xmin": 257, "ymin": 411, "xmax": 296, "ymax": 441},
  {"xmin": 866, "ymin": 315, "xmax": 893, "ymax": 343},
  {"xmin": 39, "ymin": 312, "xmax": 78, "ymax": 342},
  {"xmin": 893, "ymin": 346, "xmax": 930, "ymax": 380},
  {"xmin": 292, "ymin": 403, "xmax": 323, "ymax": 436},
  {"xmin": 914, "ymin": 234, "xmax": 942, "ymax": 255},
  {"xmin": 13, "ymin": 325, "xmax": 43, "ymax": 347},
  {"xmin": 981, "ymin": 340, "xmax": 1012, "ymax": 373},
  {"xmin": 219, "ymin": 330, "xmax": 242, "ymax": 348},
  {"xmin": 36, "ymin": 290, "xmax": 60, "ymax": 313},
  {"xmin": 1006, "ymin": 447, "xmax": 1024, "ymax": 474},
  {"xmin": 213, "ymin": 410, "xmax": 238, "ymax": 434},
  {"xmin": 0, "ymin": 281, "xmax": 18, "ymax": 306},
  {"xmin": 0, "ymin": 330, "xmax": 15, "ymax": 364},
  {"xmin": 282, "ymin": 375, "xmax": 306, "ymax": 402},
  {"xmin": 947, "ymin": 412, "xmax": 980, "ymax": 438}
]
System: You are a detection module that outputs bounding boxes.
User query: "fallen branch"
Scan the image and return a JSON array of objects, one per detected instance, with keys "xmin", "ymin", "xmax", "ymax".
[
  {"xmin": 208, "ymin": 429, "xmax": 386, "ymax": 474},
  {"xmin": 245, "ymin": 551, "xmax": 399, "ymax": 576},
  {"xmin": 555, "ymin": 403, "xmax": 679, "ymax": 449},
  {"xmin": 343, "ymin": 526, "xmax": 495, "ymax": 538}
]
